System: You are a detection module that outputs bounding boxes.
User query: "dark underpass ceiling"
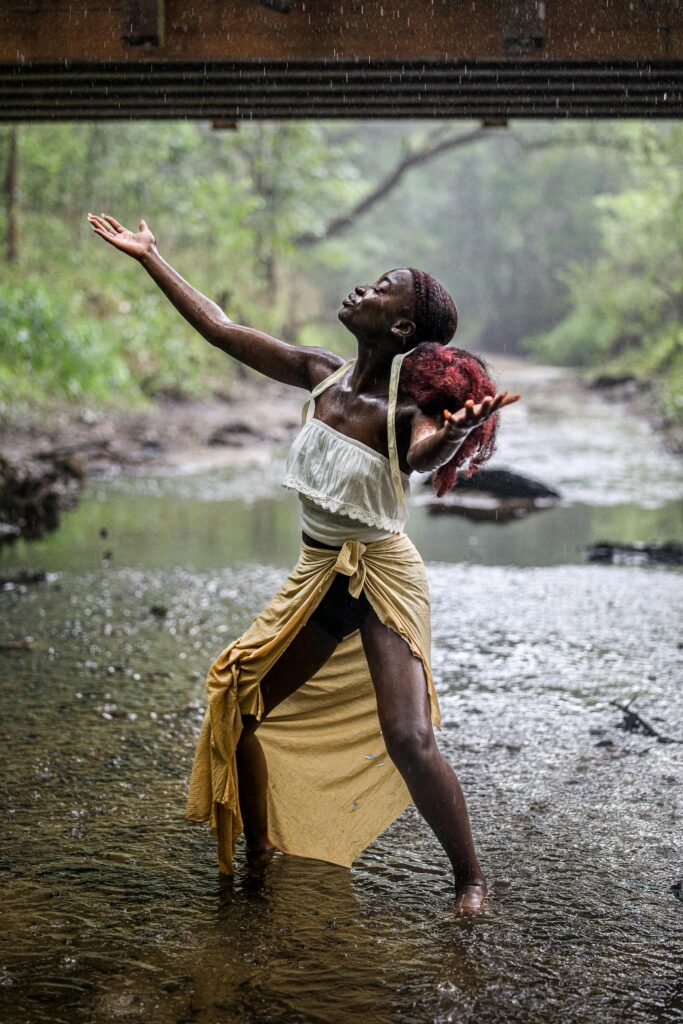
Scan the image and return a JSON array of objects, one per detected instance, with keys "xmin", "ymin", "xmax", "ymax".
[
  {"xmin": 1, "ymin": 1, "xmax": 682, "ymax": 120},
  {"xmin": 1, "ymin": 60, "xmax": 682, "ymax": 120}
]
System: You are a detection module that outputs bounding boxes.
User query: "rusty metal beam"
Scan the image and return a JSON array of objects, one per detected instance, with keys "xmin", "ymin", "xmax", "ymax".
[
  {"xmin": 1, "ymin": 1, "xmax": 682, "ymax": 63},
  {"xmin": 501, "ymin": 0, "xmax": 546, "ymax": 54},
  {"xmin": 0, "ymin": 60, "xmax": 680, "ymax": 120},
  {"xmin": 122, "ymin": 0, "xmax": 166, "ymax": 49},
  {"xmin": 0, "ymin": 1, "xmax": 682, "ymax": 120}
]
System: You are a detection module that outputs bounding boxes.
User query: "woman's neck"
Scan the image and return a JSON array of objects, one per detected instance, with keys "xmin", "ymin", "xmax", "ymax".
[{"xmin": 349, "ymin": 337, "xmax": 400, "ymax": 393}]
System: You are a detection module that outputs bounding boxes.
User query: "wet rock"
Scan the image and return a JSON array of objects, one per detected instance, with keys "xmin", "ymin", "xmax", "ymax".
[
  {"xmin": 0, "ymin": 638, "xmax": 34, "ymax": 652},
  {"xmin": 96, "ymin": 990, "xmax": 145, "ymax": 1019},
  {"xmin": 587, "ymin": 540, "xmax": 683, "ymax": 566},
  {"xmin": 0, "ymin": 450, "xmax": 84, "ymax": 545},
  {"xmin": 77, "ymin": 408, "xmax": 99, "ymax": 426},
  {"xmin": 425, "ymin": 467, "xmax": 559, "ymax": 523},
  {"xmin": 208, "ymin": 420, "xmax": 260, "ymax": 446},
  {"xmin": 35, "ymin": 440, "xmax": 108, "ymax": 465},
  {"xmin": 140, "ymin": 434, "xmax": 164, "ymax": 451},
  {"xmin": 160, "ymin": 975, "xmax": 194, "ymax": 993},
  {"xmin": 0, "ymin": 569, "xmax": 47, "ymax": 587},
  {"xmin": 588, "ymin": 373, "xmax": 638, "ymax": 390},
  {"xmin": 440, "ymin": 468, "xmax": 560, "ymax": 500}
]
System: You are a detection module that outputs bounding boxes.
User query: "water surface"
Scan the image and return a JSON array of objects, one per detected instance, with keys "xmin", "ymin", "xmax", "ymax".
[{"xmin": 1, "ymin": 364, "xmax": 682, "ymax": 1024}]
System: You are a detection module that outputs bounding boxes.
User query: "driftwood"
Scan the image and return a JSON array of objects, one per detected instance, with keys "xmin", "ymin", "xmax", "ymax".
[
  {"xmin": 610, "ymin": 697, "xmax": 683, "ymax": 745},
  {"xmin": 588, "ymin": 541, "xmax": 683, "ymax": 566}
]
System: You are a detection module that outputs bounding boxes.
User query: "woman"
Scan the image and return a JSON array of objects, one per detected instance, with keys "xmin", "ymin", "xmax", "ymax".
[{"xmin": 88, "ymin": 212, "xmax": 518, "ymax": 913}]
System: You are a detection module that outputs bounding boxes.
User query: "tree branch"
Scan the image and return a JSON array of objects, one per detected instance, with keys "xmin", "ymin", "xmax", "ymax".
[
  {"xmin": 294, "ymin": 126, "xmax": 491, "ymax": 249},
  {"xmin": 610, "ymin": 698, "xmax": 683, "ymax": 745},
  {"xmin": 511, "ymin": 129, "xmax": 633, "ymax": 154}
]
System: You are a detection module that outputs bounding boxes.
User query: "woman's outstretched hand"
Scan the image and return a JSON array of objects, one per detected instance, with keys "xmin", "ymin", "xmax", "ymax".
[
  {"xmin": 443, "ymin": 391, "xmax": 520, "ymax": 436},
  {"xmin": 87, "ymin": 213, "xmax": 156, "ymax": 260}
]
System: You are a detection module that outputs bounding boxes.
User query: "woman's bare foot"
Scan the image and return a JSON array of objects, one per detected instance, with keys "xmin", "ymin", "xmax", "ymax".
[
  {"xmin": 453, "ymin": 879, "xmax": 488, "ymax": 915},
  {"xmin": 245, "ymin": 840, "xmax": 278, "ymax": 871}
]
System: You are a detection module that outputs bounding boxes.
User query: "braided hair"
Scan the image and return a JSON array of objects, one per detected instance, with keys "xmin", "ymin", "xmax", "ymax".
[
  {"xmin": 408, "ymin": 267, "xmax": 458, "ymax": 345},
  {"xmin": 401, "ymin": 270, "xmax": 499, "ymax": 496}
]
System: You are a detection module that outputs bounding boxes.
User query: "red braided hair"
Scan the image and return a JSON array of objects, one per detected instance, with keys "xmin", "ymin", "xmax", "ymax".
[
  {"xmin": 408, "ymin": 267, "xmax": 458, "ymax": 344},
  {"xmin": 401, "ymin": 342, "xmax": 499, "ymax": 497},
  {"xmin": 398, "ymin": 269, "xmax": 498, "ymax": 495}
]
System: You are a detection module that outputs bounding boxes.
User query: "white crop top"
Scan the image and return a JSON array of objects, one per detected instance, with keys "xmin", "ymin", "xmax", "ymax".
[{"xmin": 282, "ymin": 354, "xmax": 413, "ymax": 545}]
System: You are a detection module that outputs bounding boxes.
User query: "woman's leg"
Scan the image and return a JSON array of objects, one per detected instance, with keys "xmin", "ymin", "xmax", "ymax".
[
  {"xmin": 360, "ymin": 609, "xmax": 487, "ymax": 913},
  {"xmin": 237, "ymin": 619, "xmax": 338, "ymax": 858}
]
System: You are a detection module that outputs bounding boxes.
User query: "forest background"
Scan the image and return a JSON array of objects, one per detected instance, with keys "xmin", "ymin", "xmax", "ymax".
[{"xmin": 0, "ymin": 119, "xmax": 681, "ymax": 433}]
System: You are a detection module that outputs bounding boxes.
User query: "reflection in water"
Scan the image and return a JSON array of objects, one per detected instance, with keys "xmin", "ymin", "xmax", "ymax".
[
  {"xmin": 1, "ymin": 363, "xmax": 682, "ymax": 577},
  {"xmin": 1, "ymin": 484, "xmax": 682, "ymax": 574},
  {"xmin": 1, "ymin": 364, "xmax": 682, "ymax": 1023}
]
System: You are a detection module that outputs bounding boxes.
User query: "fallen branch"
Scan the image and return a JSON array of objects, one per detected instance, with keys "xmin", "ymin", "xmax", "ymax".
[{"xmin": 610, "ymin": 697, "xmax": 683, "ymax": 745}]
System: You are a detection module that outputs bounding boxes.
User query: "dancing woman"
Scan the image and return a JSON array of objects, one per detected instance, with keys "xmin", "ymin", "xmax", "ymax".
[{"xmin": 88, "ymin": 212, "xmax": 518, "ymax": 913}]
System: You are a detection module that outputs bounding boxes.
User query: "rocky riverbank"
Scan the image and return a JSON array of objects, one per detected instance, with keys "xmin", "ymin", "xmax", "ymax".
[
  {"xmin": 587, "ymin": 373, "xmax": 683, "ymax": 456},
  {"xmin": 0, "ymin": 378, "xmax": 302, "ymax": 543},
  {"xmin": 1, "ymin": 377, "xmax": 302, "ymax": 477},
  {"xmin": 2, "ymin": 361, "xmax": 681, "ymax": 554}
]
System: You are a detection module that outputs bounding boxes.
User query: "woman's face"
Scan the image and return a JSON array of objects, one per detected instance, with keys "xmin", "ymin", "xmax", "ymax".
[{"xmin": 338, "ymin": 268, "xmax": 415, "ymax": 341}]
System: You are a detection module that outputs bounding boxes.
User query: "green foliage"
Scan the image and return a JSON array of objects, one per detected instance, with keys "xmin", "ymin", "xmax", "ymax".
[
  {"xmin": 526, "ymin": 125, "xmax": 683, "ymax": 422},
  {"xmin": 0, "ymin": 273, "xmax": 225, "ymax": 410},
  {"xmin": 0, "ymin": 279, "xmax": 130, "ymax": 409},
  {"xmin": 0, "ymin": 120, "xmax": 681, "ymax": 428},
  {"xmin": 305, "ymin": 123, "xmax": 642, "ymax": 352}
]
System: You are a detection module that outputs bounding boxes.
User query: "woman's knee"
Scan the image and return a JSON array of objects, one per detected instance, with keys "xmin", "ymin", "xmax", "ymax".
[{"xmin": 384, "ymin": 723, "xmax": 437, "ymax": 775}]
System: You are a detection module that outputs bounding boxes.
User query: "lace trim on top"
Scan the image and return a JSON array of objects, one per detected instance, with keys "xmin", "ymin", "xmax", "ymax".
[
  {"xmin": 299, "ymin": 498, "xmax": 394, "ymax": 545},
  {"xmin": 283, "ymin": 478, "xmax": 404, "ymax": 533},
  {"xmin": 283, "ymin": 419, "xmax": 409, "ymax": 534}
]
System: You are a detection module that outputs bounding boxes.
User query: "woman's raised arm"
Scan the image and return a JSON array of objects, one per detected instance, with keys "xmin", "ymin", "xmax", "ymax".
[{"xmin": 87, "ymin": 213, "xmax": 342, "ymax": 389}]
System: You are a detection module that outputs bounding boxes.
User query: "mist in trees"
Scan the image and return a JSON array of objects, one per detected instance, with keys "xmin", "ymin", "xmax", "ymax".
[{"xmin": 0, "ymin": 119, "xmax": 680, "ymax": 421}]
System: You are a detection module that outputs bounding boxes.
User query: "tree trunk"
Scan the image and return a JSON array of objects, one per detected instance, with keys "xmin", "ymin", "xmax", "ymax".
[
  {"xmin": 293, "ymin": 127, "xmax": 490, "ymax": 249},
  {"xmin": 4, "ymin": 126, "xmax": 19, "ymax": 263}
]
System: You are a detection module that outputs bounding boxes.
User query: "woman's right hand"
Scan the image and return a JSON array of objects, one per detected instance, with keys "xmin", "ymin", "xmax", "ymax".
[
  {"xmin": 87, "ymin": 213, "xmax": 156, "ymax": 260},
  {"xmin": 443, "ymin": 391, "xmax": 520, "ymax": 437}
]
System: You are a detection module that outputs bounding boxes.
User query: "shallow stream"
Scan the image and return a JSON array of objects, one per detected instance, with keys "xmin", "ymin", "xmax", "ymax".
[{"xmin": 1, "ymin": 364, "xmax": 682, "ymax": 1024}]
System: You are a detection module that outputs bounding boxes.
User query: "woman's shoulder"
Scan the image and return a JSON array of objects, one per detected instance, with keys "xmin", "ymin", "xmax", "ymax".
[
  {"xmin": 305, "ymin": 349, "xmax": 347, "ymax": 390},
  {"xmin": 396, "ymin": 388, "xmax": 427, "ymax": 424}
]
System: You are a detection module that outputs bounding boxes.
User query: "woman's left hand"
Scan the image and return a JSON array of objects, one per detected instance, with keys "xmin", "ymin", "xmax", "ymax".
[{"xmin": 443, "ymin": 391, "xmax": 520, "ymax": 436}]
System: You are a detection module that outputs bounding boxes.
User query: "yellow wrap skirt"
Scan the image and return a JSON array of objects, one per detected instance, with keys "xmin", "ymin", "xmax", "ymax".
[{"xmin": 186, "ymin": 532, "xmax": 440, "ymax": 874}]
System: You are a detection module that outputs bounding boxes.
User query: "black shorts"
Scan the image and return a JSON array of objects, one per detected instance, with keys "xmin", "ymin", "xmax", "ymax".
[{"xmin": 304, "ymin": 533, "xmax": 373, "ymax": 642}]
